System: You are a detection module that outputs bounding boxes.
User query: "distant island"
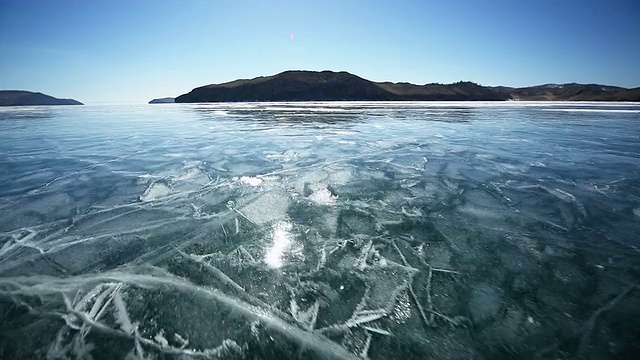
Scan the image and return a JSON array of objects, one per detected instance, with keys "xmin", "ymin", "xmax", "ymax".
[
  {"xmin": 173, "ymin": 70, "xmax": 640, "ymax": 103},
  {"xmin": 0, "ymin": 90, "xmax": 83, "ymax": 106},
  {"xmin": 149, "ymin": 97, "xmax": 175, "ymax": 104}
]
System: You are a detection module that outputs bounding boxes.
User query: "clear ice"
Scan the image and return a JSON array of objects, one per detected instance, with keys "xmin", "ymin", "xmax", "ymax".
[{"xmin": 1, "ymin": 102, "xmax": 639, "ymax": 359}]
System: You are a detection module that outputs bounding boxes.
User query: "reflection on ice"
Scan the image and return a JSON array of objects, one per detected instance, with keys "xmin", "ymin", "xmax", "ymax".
[{"xmin": 264, "ymin": 220, "xmax": 293, "ymax": 268}]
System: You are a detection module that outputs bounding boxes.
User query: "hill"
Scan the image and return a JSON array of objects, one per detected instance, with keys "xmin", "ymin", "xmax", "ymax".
[
  {"xmin": 171, "ymin": 71, "xmax": 640, "ymax": 103},
  {"xmin": 0, "ymin": 91, "xmax": 83, "ymax": 106},
  {"xmin": 501, "ymin": 83, "xmax": 640, "ymax": 101},
  {"xmin": 175, "ymin": 71, "xmax": 509, "ymax": 102}
]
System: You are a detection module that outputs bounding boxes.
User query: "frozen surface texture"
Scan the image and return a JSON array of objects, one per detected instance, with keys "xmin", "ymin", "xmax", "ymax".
[{"xmin": 1, "ymin": 102, "xmax": 639, "ymax": 359}]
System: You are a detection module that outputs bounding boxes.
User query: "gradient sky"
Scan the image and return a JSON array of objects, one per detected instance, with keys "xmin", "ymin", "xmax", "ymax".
[{"xmin": 1, "ymin": 0, "xmax": 639, "ymax": 103}]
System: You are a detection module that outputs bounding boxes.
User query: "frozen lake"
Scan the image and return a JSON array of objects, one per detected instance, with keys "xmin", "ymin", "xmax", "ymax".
[{"xmin": 1, "ymin": 102, "xmax": 639, "ymax": 359}]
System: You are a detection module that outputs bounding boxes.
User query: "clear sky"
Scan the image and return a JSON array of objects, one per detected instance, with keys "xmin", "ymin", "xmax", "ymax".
[{"xmin": 1, "ymin": 0, "xmax": 639, "ymax": 103}]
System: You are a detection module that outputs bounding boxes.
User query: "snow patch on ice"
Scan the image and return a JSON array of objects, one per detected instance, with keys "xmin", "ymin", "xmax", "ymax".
[
  {"xmin": 239, "ymin": 176, "xmax": 264, "ymax": 187},
  {"xmin": 309, "ymin": 188, "xmax": 337, "ymax": 206}
]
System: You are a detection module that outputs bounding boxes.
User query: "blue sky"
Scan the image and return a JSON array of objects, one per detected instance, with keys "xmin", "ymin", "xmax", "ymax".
[{"xmin": 1, "ymin": 0, "xmax": 639, "ymax": 103}]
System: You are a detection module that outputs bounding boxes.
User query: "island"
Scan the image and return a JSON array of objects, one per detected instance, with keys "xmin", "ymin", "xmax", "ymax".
[
  {"xmin": 175, "ymin": 70, "xmax": 507, "ymax": 102},
  {"xmin": 173, "ymin": 70, "xmax": 640, "ymax": 103},
  {"xmin": 0, "ymin": 90, "xmax": 83, "ymax": 106},
  {"xmin": 149, "ymin": 97, "xmax": 175, "ymax": 104}
]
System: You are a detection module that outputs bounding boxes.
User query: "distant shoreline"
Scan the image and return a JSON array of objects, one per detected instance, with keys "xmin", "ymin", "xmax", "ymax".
[{"xmin": 0, "ymin": 90, "xmax": 83, "ymax": 106}]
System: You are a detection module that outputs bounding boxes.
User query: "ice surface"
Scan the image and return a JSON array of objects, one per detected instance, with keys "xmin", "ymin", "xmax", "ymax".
[
  {"xmin": 1, "ymin": 102, "xmax": 640, "ymax": 359},
  {"xmin": 468, "ymin": 283, "xmax": 504, "ymax": 324},
  {"xmin": 139, "ymin": 180, "xmax": 172, "ymax": 201},
  {"xmin": 239, "ymin": 191, "xmax": 290, "ymax": 225}
]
